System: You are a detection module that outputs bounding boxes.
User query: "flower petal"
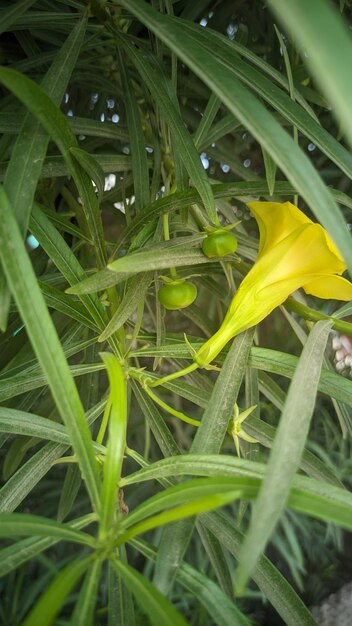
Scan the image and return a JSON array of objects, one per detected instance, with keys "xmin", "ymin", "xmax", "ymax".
[
  {"xmin": 247, "ymin": 201, "xmax": 346, "ymax": 270},
  {"xmin": 247, "ymin": 201, "xmax": 311, "ymax": 258},
  {"xmin": 303, "ymin": 274, "xmax": 352, "ymax": 300},
  {"xmin": 244, "ymin": 223, "xmax": 345, "ymax": 291}
]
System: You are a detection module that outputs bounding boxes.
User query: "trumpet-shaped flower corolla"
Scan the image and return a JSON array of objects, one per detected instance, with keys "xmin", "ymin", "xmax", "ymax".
[{"xmin": 195, "ymin": 201, "xmax": 352, "ymax": 367}]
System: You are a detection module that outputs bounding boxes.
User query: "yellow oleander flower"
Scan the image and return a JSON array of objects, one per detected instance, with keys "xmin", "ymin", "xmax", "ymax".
[{"xmin": 195, "ymin": 201, "xmax": 352, "ymax": 367}]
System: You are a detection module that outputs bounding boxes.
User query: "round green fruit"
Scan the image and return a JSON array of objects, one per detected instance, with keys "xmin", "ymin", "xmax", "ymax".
[
  {"xmin": 158, "ymin": 280, "xmax": 197, "ymax": 310},
  {"xmin": 202, "ymin": 229, "xmax": 238, "ymax": 258}
]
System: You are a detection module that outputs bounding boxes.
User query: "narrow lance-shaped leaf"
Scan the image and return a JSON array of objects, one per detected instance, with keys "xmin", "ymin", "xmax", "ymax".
[
  {"xmin": 110, "ymin": 555, "xmax": 190, "ymax": 626},
  {"xmin": 118, "ymin": 0, "xmax": 352, "ymax": 272},
  {"xmin": 98, "ymin": 272, "xmax": 154, "ymax": 342},
  {"xmin": 0, "ymin": 400, "xmax": 106, "ymax": 514},
  {"xmin": 193, "ymin": 93, "xmax": 221, "ymax": 149},
  {"xmin": 117, "ymin": 47, "xmax": 150, "ymax": 212},
  {"xmin": 120, "ymin": 478, "xmax": 247, "ymax": 529},
  {"xmin": 236, "ymin": 320, "xmax": 332, "ymax": 593},
  {"xmin": 117, "ymin": 490, "xmax": 243, "ymax": 545},
  {"xmin": 111, "ymin": 181, "xmax": 352, "ymax": 253},
  {"xmin": 0, "ymin": 11, "xmax": 88, "ymax": 330},
  {"xmin": 153, "ymin": 329, "xmax": 254, "ymax": 594},
  {"xmin": 107, "ymin": 246, "xmax": 212, "ymax": 275},
  {"xmin": 262, "ymin": 147, "xmax": 277, "ymax": 196},
  {"xmin": 176, "ymin": 19, "xmax": 352, "ymax": 180},
  {"xmin": 133, "ymin": 538, "xmax": 251, "ymax": 626},
  {"xmin": 267, "ymin": 0, "xmax": 352, "ymax": 148},
  {"xmin": 0, "ymin": 513, "xmax": 94, "ymax": 546},
  {"xmin": 70, "ymin": 559, "xmax": 102, "ymax": 626},
  {"xmin": 0, "ymin": 67, "xmax": 107, "ymax": 268},
  {"xmin": 133, "ymin": 341, "xmax": 352, "ymax": 410},
  {"xmin": 0, "ymin": 0, "xmax": 38, "ymax": 34},
  {"xmin": 22, "ymin": 556, "xmax": 93, "ymax": 626},
  {"xmin": 0, "ymin": 513, "xmax": 96, "ymax": 578},
  {"xmin": 29, "ymin": 204, "xmax": 107, "ymax": 330},
  {"xmin": 0, "ymin": 186, "xmax": 101, "ymax": 512},
  {"xmin": 69, "ymin": 146, "xmax": 105, "ymax": 200},
  {"xmin": 99, "ymin": 353, "xmax": 127, "ymax": 538},
  {"xmin": 114, "ymin": 32, "xmax": 217, "ymax": 224},
  {"xmin": 201, "ymin": 512, "xmax": 318, "ymax": 626}
]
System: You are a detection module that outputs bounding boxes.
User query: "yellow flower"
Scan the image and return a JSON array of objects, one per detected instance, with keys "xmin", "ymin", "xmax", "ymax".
[
  {"xmin": 195, "ymin": 201, "xmax": 352, "ymax": 367},
  {"xmin": 228, "ymin": 404, "xmax": 258, "ymax": 457}
]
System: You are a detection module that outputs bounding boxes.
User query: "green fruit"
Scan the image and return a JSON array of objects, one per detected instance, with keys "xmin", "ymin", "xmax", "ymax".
[
  {"xmin": 202, "ymin": 229, "xmax": 238, "ymax": 258},
  {"xmin": 158, "ymin": 280, "xmax": 197, "ymax": 310}
]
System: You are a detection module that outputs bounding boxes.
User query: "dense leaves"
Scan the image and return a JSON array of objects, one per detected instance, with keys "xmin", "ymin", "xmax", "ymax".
[{"xmin": 1, "ymin": 1, "xmax": 352, "ymax": 624}]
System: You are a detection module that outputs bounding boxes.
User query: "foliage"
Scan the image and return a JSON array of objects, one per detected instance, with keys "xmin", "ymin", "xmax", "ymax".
[{"xmin": 1, "ymin": 0, "xmax": 352, "ymax": 624}]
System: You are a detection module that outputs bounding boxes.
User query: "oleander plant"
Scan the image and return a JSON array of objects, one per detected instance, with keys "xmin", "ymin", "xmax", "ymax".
[{"xmin": 1, "ymin": 1, "xmax": 352, "ymax": 624}]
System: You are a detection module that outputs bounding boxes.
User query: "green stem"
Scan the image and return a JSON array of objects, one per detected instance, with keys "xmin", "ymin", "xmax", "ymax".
[
  {"xmin": 285, "ymin": 297, "xmax": 352, "ymax": 336},
  {"xmin": 163, "ymin": 212, "xmax": 177, "ymax": 278},
  {"xmin": 148, "ymin": 360, "xmax": 199, "ymax": 387},
  {"xmin": 96, "ymin": 396, "xmax": 112, "ymax": 445},
  {"xmin": 143, "ymin": 384, "xmax": 200, "ymax": 427}
]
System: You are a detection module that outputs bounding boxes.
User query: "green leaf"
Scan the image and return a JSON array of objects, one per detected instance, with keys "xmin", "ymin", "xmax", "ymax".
[
  {"xmin": 38, "ymin": 281, "xmax": 99, "ymax": 332},
  {"xmin": 115, "ymin": 33, "xmax": 216, "ymax": 224},
  {"xmin": 133, "ymin": 538, "xmax": 251, "ymax": 626},
  {"xmin": 0, "ymin": 401, "xmax": 106, "ymax": 512},
  {"xmin": 195, "ymin": 524, "xmax": 235, "ymax": 607},
  {"xmin": 0, "ymin": 67, "xmax": 106, "ymax": 267},
  {"xmin": 108, "ymin": 549, "xmax": 136, "ymax": 626},
  {"xmin": 0, "ymin": 442, "xmax": 68, "ymax": 513},
  {"xmin": 267, "ymin": 0, "xmax": 352, "ymax": 147},
  {"xmin": 22, "ymin": 556, "xmax": 92, "ymax": 626},
  {"xmin": 69, "ymin": 146, "xmax": 106, "ymax": 200},
  {"xmin": 0, "ymin": 153, "xmax": 133, "ymax": 180},
  {"xmin": 261, "ymin": 147, "xmax": 277, "ymax": 196},
  {"xmin": 180, "ymin": 21, "xmax": 352, "ymax": 179},
  {"xmin": 0, "ymin": 11, "xmax": 88, "ymax": 330},
  {"xmin": 66, "ymin": 267, "xmax": 130, "ymax": 296},
  {"xmin": 192, "ymin": 329, "xmax": 255, "ymax": 454},
  {"xmin": 236, "ymin": 321, "xmax": 332, "ymax": 593},
  {"xmin": 0, "ymin": 355, "xmax": 104, "ymax": 403},
  {"xmin": 38, "ymin": 205, "xmax": 92, "ymax": 243},
  {"xmin": 117, "ymin": 48, "xmax": 150, "ymax": 212},
  {"xmin": 0, "ymin": 407, "xmax": 72, "ymax": 444},
  {"xmin": 134, "ymin": 341, "xmax": 352, "ymax": 409},
  {"xmin": 107, "ymin": 246, "xmax": 209, "ymax": 276},
  {"xmin": 122, "ymin": 455, "xmax": 352, "ymax": 530},
  {"xmin": 193, "ymin": 93, "xmax": 222, "ymax": 149},
  {"xmin": 118, "ymin": 489, "xmax": 242, "ymax": 545},
  {"xmin": 121, "ymin": 478, "xmax": 247, "ymax": 530},
  {"xmin": 70, "ymin": 559, "xmax": 102, "ymax": 626},
  {"xmin": 0, "ymin": 513, "xmax": 96, "ymax": 577},
  {"xmin": 153, "ymin": 329, "xmax": 254, "ymax": 594},
  {"xmin": 131, "ymin": 381, "xmax": 180, "ymax": 458},
  {"xmin": 99, "ymin": 353, "xmax": 127, "ymax": 538},
  {"xmin": 0, "ymin": 186, "xmax": 101, "ymax": 511},
  {"xmin": 119, "ymin": 0, "xmax": 352, "ymax": 271},
  {"xmin": 244, "ymin": 415, "xmax": 341, "ymax": 486},
  {"xmin": 112, "ymin": 181, "xmax": 352, "ymax": 255},
  {"xmin": 0, "ymin": 513, "xmax": 94, "ymax": 546},
  {"xmin": 201, "ymin": 512, "xmax": 317, "ymax": 626},
  {"xmin": 0, "ymin": 407, "xmax": 105, "ymax": 459},
  {"xmin": 58, "ymin": 464, "xmax": 82, "ymax": 522},
  {"xmin": 98, "ymin": 272, "xmax": 153, "ymax": 341},
  {"xmin": 110, "ymin": 556, "xmax": 190, "ymax": 626},
  {"xmin": 249, "ymin": 347, "xmax": 352, "ymax": 408},
  {"xmin": 29, "ymin": 204, "xmax": 108, "ymax": 332},
  {"xmin": 0, "ymin": 0, "xmax": 38, "ymax": 34}
]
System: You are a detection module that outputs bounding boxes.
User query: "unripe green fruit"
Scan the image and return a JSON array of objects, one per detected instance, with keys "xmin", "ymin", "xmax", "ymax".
[
  {"xmin": 158, "ymin": 280, "xmax": 197, "ymax": 310},
  {"xmin": 202, "ymin": 229, "xmax": 238, "ymax": 258}
]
